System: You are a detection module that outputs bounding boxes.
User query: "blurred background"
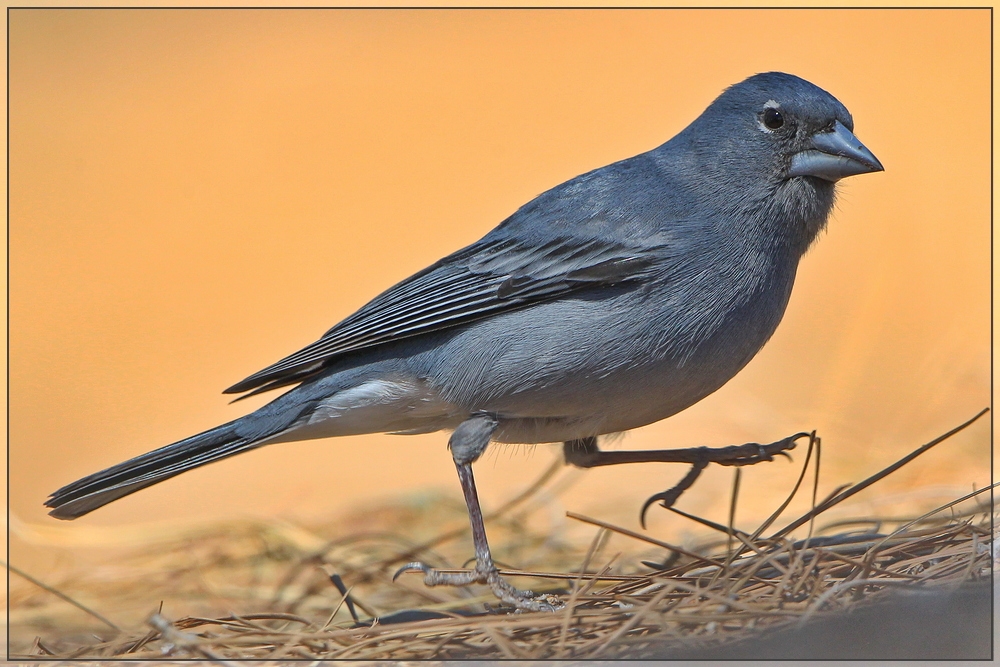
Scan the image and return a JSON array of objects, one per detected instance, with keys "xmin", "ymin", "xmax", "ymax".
[{"xmin": 8, "ymin": 8, "xmax": 990, "ymax": 588}]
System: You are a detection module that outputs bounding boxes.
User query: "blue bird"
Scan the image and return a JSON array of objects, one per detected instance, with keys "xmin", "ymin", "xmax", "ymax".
[{"xmin": 46, "ymin": 72, "xmax": 882, "ymax": 611}]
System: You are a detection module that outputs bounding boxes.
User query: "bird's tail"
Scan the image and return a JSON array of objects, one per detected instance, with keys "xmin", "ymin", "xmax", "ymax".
[{"xmin": 45, "ymin": 420, "xmax": 260, "ymax": 520}]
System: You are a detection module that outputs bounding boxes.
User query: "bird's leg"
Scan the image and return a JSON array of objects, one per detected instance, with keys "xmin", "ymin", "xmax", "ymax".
[
  {"xmin": 562, "ymin": 433, "xmax": 806, "ymax": 469},
  {"xmin": 563, "ymin": 432, "xmax": 809, "ymax": 526},
  {"xmin": 395, "ymin": 413, "xmax": 560, "ymax": 612}
]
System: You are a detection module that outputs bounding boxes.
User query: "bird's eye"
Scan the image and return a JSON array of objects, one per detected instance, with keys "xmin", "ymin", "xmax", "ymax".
[{"xmin": 763, "ymin": 108, "xmax": 784, "ymax": 130}]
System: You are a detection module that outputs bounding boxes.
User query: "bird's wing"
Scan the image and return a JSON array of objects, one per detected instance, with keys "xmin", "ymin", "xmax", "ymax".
[{"xmin": 224, "ymin": 232, "xmax": 664, "ymax": 396}]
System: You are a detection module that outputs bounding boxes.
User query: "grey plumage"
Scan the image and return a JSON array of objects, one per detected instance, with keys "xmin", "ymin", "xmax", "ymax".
[
  {"xmin": 46, "ymin": 420, "xmax": 251, "ymax": 519},
  {"xmin": 46, "ymin": 72, "xmax": 882, "ymax": 547}
]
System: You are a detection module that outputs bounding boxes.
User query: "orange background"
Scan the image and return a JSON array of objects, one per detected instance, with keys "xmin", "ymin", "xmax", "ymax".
[{"xmin": 9, "ymin": 9, "xmax": 991, "ymax": 571}]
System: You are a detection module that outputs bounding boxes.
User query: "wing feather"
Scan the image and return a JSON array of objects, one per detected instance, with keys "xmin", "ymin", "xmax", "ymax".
[{"xmin": 225, "ymin": 234, "xmax": 662, "ymax": 395}]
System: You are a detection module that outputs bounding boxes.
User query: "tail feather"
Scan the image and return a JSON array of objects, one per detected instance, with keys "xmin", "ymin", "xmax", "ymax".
[{"xmin": 45, "ymin": 421, "xmax": 260, "ymax": 520}]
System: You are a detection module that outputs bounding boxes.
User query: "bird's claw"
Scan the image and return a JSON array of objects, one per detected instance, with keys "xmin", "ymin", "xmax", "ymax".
[
  {"xmin": 393, "ymin": 561, "xmax": 485, "ymax": 587},
  {"xmin": 640, "ymin": 486, "xmax": 684, "ymax": 522},
  {"xmin": 393, "ymin": 561, "xmax": 562, "ymax": 612},
  {"xmin": 392, "ymin": 561, "xmax": 434, "ymax": 582},
  {"xmin": 716, "ymin": 432, "xmax": 807, "ymax": 467},
  {"xmin": 639, "ymin": 432, "xmax": 809, "ymax": 527}
]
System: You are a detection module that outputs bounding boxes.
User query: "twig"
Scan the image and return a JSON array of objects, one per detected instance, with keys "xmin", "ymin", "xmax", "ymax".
[
  {"xmin": 667, "ymin": 506, "xmax": 752, "ymax": 539},
  {"xmin": 148, "ymin": 613, "xmax": 240, "ymax": 666},
  {"xmin": 733, "ymin": 431, "xmax": 819, "ymax": 563},
  {"xmin": 772, "ymin": 409, "xmax": 989, "ymax": 539},
  {"xmin": 859, "ymin": 482, "xmax": 999, "ymax": 573},
  {"xmin": 727, "ymin": 468, "xmax": 742, "ymax": 562},
  {"xmin": 4, "ymin": 559, "xmax": 120, "ymax": 632},
  {"xmin": 556, "ymin": 527, "xmax": 608, "ymax": 656},
  {"xmin": 588, "ymin": 580, "xmax": 678, "ymax": 658},
  {"xmin": 566, "ymin": 511, "xmax": 723, "ymax": 570},
  {"xmin": 796, "ymin": 577, "xmax": 922, "ymax": 627}
]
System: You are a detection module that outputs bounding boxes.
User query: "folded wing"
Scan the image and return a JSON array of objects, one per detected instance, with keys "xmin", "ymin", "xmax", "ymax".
[{"xmin": 225, "ymin": 232, "xmax": 664, "ymax": 397}]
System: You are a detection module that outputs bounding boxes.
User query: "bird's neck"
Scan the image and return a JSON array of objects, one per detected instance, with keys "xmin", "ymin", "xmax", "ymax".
[{"xmin": 653, "ymin": 146, "xmax": 835, "ymax": 257}]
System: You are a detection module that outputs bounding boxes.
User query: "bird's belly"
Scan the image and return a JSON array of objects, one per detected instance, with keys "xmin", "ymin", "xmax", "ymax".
[
  {"xmin": 464, "ymin": 300, "xmax": 791, "ymax": 443},
  {"xmin": 487, "ymin": 357, "xmax": 732, "ymax": 444}
]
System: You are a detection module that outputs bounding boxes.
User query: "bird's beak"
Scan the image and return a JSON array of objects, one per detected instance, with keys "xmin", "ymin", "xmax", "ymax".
[{"xmin": 788, "ymin": 120, "xmax": 884, "ymax": 182}]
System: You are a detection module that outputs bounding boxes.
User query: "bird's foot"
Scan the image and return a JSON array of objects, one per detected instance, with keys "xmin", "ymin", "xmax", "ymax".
[
  {"xmin": 483, "ymin": 569, "xmax": 563, "ymax": 611},
  {"xmin": 712, "ymin": 432, "xmax": 808, "ymax": 467},
  {"xmin": 639, "ymin": 432, "xmax": 810, "ymax": 527},
  {"xmin": 393, "ymin": 561, "xmax": 562, "ymax": 612}
]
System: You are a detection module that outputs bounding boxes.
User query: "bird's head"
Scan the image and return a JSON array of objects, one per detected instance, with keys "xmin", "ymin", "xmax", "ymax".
[{"xmin": 674, "ymin": 72, "xmax": 883, "ymax": 248}]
